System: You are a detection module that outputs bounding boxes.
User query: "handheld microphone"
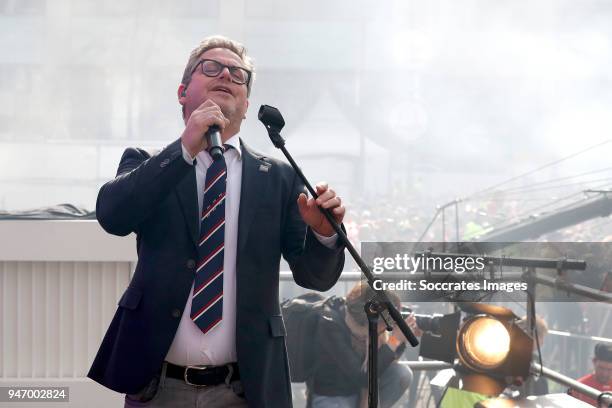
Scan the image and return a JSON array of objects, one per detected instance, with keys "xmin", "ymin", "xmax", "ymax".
[{"xmin": 206, "ymin": 125, "xmax": 224, "ymax": 161}]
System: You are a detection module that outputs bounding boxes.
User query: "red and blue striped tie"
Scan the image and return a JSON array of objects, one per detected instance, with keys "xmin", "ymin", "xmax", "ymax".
[{"xmin": 191, "ymin": 152, "xmax": 227, "ymax": 334}]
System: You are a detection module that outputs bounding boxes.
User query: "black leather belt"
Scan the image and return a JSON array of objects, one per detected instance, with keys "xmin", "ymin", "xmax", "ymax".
[{"xmin": 165, "ymin": 362, "xmax": 240, "ymax": 387}]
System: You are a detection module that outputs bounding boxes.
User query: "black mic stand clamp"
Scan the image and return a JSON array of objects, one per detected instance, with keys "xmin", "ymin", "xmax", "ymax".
[{"xmin": 258, "ymin": 104, "xmax": 418, "ymax": 408}]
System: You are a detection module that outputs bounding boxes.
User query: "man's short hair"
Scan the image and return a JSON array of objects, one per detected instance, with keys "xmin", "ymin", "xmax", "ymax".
[
  {"xmin": 594, "ymin": 343, "xmax": 612, "ymax": 362},
  {"xmin": 181, "ymin": 35, "xmax": 255, "ymax": 97},
  {"xmin": 345, "ymin": 281, "xmax": 401, "ymax": 327}
]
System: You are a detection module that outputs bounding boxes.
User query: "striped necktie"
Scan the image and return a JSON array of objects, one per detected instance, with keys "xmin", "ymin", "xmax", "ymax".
[{"xmin": 191, "ymin": 149, "xmax": 227, "ymax": 334}]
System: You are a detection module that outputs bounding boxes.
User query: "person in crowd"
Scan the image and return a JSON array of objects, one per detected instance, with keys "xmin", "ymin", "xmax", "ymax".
[
  {"xmin": 570, "ymin": 343, "xmax": 612, "ymax": 406},
  {"xmin": 308, "ymin": 282, "xmax": 422, "ymax": 408}
]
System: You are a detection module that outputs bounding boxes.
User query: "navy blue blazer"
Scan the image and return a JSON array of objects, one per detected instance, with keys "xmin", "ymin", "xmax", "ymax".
[{"xmin": 87, "ymin": 137, "xmax": 345, "ymax": 407}]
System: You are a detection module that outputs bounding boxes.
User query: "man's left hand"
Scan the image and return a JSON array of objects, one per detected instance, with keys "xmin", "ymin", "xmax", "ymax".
[{"xmin": 297, "ymin": 182, "xmax": 345, "ymax": 237}]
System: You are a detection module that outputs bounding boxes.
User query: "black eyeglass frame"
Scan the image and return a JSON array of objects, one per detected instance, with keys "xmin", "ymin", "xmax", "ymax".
[{"xmin": 191, "ymin": 59, "xmax": 252, "ymax": 86}]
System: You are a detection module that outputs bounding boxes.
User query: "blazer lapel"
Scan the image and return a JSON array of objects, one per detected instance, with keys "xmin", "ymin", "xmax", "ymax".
[
  {"xmin": 175, "ymin": 168, "xmax": 199, "ymax": 247},
  {"xmin": 237, "ymin": 141, "xmax": 270, "ymax": 254}
]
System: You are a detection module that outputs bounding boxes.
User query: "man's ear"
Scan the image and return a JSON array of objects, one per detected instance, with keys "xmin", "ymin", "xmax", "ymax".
[{"xmin": 178, "ymin": 84, "xmax": 187, "ymax": 105}]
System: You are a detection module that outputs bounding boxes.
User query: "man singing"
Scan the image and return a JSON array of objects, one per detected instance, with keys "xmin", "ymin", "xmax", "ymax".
[{"xmin": 88, "ymin": 35, "xmax": 346, "ymax": 408}]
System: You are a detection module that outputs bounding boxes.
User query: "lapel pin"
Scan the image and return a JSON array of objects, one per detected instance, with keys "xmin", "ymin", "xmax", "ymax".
[{"xmin": 259, "ymin": 164, "xmax": 270, "ymax": 172}]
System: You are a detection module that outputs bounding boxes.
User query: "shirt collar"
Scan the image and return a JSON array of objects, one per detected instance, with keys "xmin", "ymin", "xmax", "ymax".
[
  {"xmin": 224, "ymin": 134, "xmax": 242, "ymax": 159},
  {"xmin": 196, "ymin": 133, "xmax": 242, "ymax": 164}
]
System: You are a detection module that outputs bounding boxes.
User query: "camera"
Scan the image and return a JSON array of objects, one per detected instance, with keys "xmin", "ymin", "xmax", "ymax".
[
  {"xmin": 414, "ymin": 313, "xmax": 445, "ymax": 335},
  {"xmin": 401, "ymin": 306, "xmax": 445, "ymax": 335}
]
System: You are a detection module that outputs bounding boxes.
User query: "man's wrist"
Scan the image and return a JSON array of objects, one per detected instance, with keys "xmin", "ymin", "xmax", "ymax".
[
  {"xmin": 312, "ymin": 229, "xmax": 338, "ymax": 249},
  {"xmin": 181, "ymin": 142, "xmax": 196, "ymax": 165},
  {"xmin": 312, "ymin": 225, "xmax": 333, "ymax": 237}
]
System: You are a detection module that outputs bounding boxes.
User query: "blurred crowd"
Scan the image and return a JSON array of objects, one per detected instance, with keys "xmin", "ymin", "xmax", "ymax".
[{"xmin": 344, "ymin": 193, "xmax": 612, "ymax": 248}]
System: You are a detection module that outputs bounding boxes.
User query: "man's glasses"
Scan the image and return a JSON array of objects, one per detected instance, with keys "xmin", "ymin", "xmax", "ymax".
[{"xmin": 192, "ymin": 59, "xmax": 251, "ymax": 85}]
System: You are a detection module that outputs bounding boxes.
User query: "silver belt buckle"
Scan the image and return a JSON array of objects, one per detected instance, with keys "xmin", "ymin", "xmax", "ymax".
[{"xmin": 184, "ymin": 365, "xmax": 209, "ymax": 387}]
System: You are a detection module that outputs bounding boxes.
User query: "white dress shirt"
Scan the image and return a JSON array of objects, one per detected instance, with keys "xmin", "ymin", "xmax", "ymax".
[{"xmin": 165, "ymin": 135, "xmax": 337, "ymax": 367}]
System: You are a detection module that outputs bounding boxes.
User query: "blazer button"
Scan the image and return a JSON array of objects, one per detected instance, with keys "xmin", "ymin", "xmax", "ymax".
[
  {"xmin": 172, "ymin": 308, "xmax": 181, "ymax": 318},
  {"xmin": 186, "ymin": 259, "xmax": 196, "ymax": 269}
]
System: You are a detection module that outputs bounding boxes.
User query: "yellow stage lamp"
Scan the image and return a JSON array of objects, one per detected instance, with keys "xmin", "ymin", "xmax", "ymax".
[{"xmin": 457, "ymin": 315, "xmax": 511, "ymax": 372}]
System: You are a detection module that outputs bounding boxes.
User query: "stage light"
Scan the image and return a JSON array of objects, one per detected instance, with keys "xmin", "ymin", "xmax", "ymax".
[
  {"xmin": 457, "ymin": 315, "xmax": 511, "ymax": 372},
  {"xmin": 419, "ymin": 303, "xmax": 534, "ymax": 399}
]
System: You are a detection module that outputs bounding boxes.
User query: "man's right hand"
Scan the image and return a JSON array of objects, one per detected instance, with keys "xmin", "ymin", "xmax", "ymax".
[{"xmin": 181, "ymin": 99, "xmax": 230, "ymax": 158}]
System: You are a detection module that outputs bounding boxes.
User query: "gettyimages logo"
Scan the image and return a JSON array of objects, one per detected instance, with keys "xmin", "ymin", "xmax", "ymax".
[
  {"xmin": 361, "ymin": 241, "xmax": 598, "ymax": 302},
  {"xmin": 371, "ymin": 252, "xmax": 486, "ymax": 274}
]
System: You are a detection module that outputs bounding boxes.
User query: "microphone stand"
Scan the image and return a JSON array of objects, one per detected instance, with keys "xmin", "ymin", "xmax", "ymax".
[{"xmin": 258, "ymin": 105, "xmax": 419, "ymax": 408}]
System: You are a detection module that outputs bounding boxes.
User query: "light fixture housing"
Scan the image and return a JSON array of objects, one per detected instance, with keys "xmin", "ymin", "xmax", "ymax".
[
  {"xmin": 419, "ymin": 303, "xmax": 534, "ymax": 382},
  {"xmin": 455, "ymin": 305, "xmax": 533, "ymax": 380}
]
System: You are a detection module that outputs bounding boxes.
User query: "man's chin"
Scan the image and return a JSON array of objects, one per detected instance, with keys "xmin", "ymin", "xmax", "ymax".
[{"xmin": 220, "ymin": 107, "xmax": 236, "ymax": 122}]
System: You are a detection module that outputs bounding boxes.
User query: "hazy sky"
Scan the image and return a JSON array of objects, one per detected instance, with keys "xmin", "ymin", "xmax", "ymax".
[{"xmin": 1, "ymin": 0, "xmax": 611, "ymax": 223}]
